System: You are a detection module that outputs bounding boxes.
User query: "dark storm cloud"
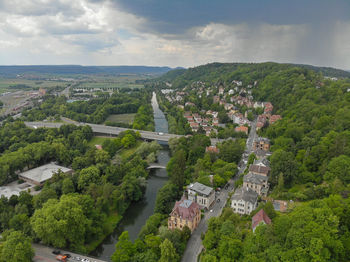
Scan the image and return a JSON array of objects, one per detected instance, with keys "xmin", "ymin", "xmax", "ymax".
[{"xmin": 112, "ymin": 0, "xmax": 350, "ymax": 34}]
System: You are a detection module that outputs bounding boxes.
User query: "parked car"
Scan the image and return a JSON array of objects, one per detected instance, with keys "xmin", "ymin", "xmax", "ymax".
[{"xmin": 52, "ymin": 250, "xmax": 61, "ymax": 255}]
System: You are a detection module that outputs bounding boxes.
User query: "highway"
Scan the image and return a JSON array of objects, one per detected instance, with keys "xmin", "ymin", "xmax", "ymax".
[{"xmin": 24, "ymin": 121, "xmax": 183, "ymax": 142}]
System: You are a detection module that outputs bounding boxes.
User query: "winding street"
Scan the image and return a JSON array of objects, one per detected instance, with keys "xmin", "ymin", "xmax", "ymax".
[{"xmin": 181, "ymin": 118, "xmax": 257, "ymax": 262}]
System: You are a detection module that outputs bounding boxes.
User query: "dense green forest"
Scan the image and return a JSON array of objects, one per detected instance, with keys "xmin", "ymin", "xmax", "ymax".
[
  {"xmin": 201, "ymin": 195, "xmax": 350, "ymax": 261},
  {"xmin": 0, "ymin": 120, "xmax": 161, "ymax": 260},
  {"xmin": 156, "ymin": 62, "xmax": 350, "ymax": 89}
]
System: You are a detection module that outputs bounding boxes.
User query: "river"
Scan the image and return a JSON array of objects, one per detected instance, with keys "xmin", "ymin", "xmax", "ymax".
[{"xmin": 92, "ymin": 92, "xmax": 170, "ymax": 261}]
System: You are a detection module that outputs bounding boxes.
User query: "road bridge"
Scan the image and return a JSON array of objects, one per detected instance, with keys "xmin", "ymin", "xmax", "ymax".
[{"xmin": 24, "ymin": 121, "xmax": 183, "ymax": 142}]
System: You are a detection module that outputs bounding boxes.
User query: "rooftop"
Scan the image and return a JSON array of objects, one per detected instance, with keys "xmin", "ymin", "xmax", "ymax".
[
  {"xmin": 244, "ymin": 172, "xmax": 268, "ymax": 185},
  {"xmin": 19, "ymin": 163, "xmax": 72, "ymax": 184},
  {"xmin": 253, "ymin": 158, "xmax": 270, "ymax": 167},
  {"xmin": 249, "ymin": 165, "xmax": 270, "ymax": 175},
  {"xmin": 231, "ymin": 186, "xmax": 258, "ymax": 204},
  {"xmin": 180, "ymin": 199, "xmax": 193, "ymax": 208},
  {"xmin": 188, "ymin": 182, "xmax": 214, "ymax": 196},
  {"xmin": 171, "ymin": 199, "xmax": 200, "ymax": 220},
  {"xmin": 252, "ymin": 209, "xmax": 271, "ymax": 231}
]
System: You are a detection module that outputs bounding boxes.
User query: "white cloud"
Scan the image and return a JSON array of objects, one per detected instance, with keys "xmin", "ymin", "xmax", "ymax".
[{"xmin": 0, "ymin": 0, "xmax": 349, "ymax": 69}]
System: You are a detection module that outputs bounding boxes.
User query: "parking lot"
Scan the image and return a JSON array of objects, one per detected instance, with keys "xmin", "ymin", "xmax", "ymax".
[
  {"xmin": 0, "ymin": 180, "xmax": 39, "ymax": 198},
  {"xmin": 33, "ymin": 244, "xmax": 107, "ymax": 262}
]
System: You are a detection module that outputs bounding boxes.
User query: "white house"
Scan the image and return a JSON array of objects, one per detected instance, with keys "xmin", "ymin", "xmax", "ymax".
[
  {"xmin": 187, "ymin": 182, "xmax": 215, "ymax": 210},
  {"xmin": 231, "ymin": 186, "xmax": 258, "ymax": 215}
]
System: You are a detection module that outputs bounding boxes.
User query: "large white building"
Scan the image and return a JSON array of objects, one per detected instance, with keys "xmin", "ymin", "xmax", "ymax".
[
  {"xmin": 231, "ymin": 186, "xmax": 258, "ymax": 215},
  {"xmin": 187, "ymin": 182, "xmax": 215, "ymax": 210},
  {"xmin": 19, "ymin": 163, "xmax": 72, "ymax": 186}
]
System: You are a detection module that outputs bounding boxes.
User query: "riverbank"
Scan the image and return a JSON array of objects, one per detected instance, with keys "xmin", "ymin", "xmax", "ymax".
[
  {"xmin": 91, "ymin": 92, "xmax": 170, "ymax": 261},
  {"xmin": 85, "ymin": 212, "xmax": 122, "ymax": 253}
]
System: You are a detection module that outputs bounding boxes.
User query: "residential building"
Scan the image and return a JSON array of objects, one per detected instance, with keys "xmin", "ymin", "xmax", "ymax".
[
  {"xmin": 243, "ymin": 172, "xmax": 269, "ymax": 196},
  {"xmin": 231, "ymin": 186, "xmax": 258, "ymax": 215},
  {"xmin": 235, "ymin": 125, "xmax": 249, "ymax": 135},
  {"xmin": 187, "ymin": 182, "xmax": 215, "ymax": 209},
  {"xmin": 213, "ymin": 96, "xmax": 220, "ymax": 103},
  {"xmin": 253, "ymin": 137, "xmax": 270, "ymax": 152},
  {"xmin": 269, "ymin": 115, "xmax": 282, "ymax": 124},
  {"xmin": 253, "ymin": 158, "xmax": 270, "ymax": 167},
  {"xmin": 249, "ymin": 164, "xmax": 270, "ymax": 177},
  {"xmin": 168, "ymin": 199, "xmax": 201, "ymax": 232},
  {"xmin": 273, "ymin": 200, "xmax": 288, "ymax": 212},
  {"xmin": 206, "ymin": 146, "xmax": 219, "ymax": 154},
  {"xmin": 252, "ymin": 209, "xmax": 271, "ymax": 232}
]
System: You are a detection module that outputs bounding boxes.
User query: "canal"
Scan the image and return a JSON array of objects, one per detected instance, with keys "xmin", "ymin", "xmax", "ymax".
[{"xmin": 92, "ymin": 92, "xmax": 170, "ymax": 261}]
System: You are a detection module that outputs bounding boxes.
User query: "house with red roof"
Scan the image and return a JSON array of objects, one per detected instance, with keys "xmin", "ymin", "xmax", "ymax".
[
  {"xmin": 168, "ymin": 199, "xmax": 201, "ymax": 232},
  {"xmin": 269, "ymin": 114, "xmax": 282, "ymax": 124},
  {"xmin": 235, "ymin": 125, "xmax": 249, "ymax": 135},
  {"xmin": 252, "ymin": 209, "xmax": 272, "ymax": 232}
]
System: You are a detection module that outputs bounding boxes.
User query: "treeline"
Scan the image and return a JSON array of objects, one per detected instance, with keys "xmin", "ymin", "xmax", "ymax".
[
  {"xmin": 158, "ymin": 62, "xmax": 350, "ymax": 89},
  {"xmin": 156, "ymin": 93, "xmax": 190, "ymax": 134},
  {"xmin": 201, "ymin": 195, "xmax": 350, "ymax": 261},
  {"xmin": 0, "ymin": 122, "xmax": 161, "ymax": 259},
  {"xmin": 132, "ymin": 104, "xmax": 155, "ymax": 131},
  {"xmin": 22, "ymin": 89, "xmax": 153, "ymax": 126}
]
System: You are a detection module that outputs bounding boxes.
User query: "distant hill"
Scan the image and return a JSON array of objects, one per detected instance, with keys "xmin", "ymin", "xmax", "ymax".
[
  {"xmin": 0, "ymin": 65, "xmax": 173, "ymax": 77},
  {"xmin": 159, "ymin": 62, "xmax": 350, "ymax": 88}
]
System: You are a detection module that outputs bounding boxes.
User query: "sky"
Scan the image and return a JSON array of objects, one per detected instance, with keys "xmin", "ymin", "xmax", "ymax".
[{"xmin": 0, "ymin": 0, "xmax": 349, "ymax": 69}]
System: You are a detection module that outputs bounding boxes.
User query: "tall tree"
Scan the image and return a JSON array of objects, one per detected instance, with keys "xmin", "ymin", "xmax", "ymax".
[
  {"xmin": 1, "ymin": 230, "xmax": 34, "ymax": 262},
  {"xmin": 159, "ymin": 238, "xmax": 179, "ymax": 262}
]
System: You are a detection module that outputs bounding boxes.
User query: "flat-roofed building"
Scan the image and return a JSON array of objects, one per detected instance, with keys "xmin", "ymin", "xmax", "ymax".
[
  {"xmin": 18, "ymin": 163, "xmax": 73, "ymax": 186},
  {"xmin": 187, "ymin": 182, "xmax": 215, "ymax": 209}
]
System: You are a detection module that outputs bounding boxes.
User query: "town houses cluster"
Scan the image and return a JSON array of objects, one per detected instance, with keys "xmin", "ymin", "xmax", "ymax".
[
  {"xmin": 163, "ymin": 79, "xmax": 287, "ymax": 235},
  {"xmin": 160, "ymin": 80, "xmax": 282, "ymax": 137}
]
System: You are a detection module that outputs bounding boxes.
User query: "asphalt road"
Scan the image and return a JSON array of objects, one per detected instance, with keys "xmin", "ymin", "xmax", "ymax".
[
  {"xmin": 33, "ymin": 244, "xmax": 106, "ymax": 262},
  {"xmin": 181, "ymin": 118, "xmax": 258, "ymax": 262},
  {"xmin": 24, "ymin": 121, "xmax": 182, "ymax": 142}
]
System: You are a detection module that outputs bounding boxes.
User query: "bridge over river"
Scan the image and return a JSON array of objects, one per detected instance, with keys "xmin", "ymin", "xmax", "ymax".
[{"xmin": 24, "ymin": 121, "xmax": 183, "ymax": 142}]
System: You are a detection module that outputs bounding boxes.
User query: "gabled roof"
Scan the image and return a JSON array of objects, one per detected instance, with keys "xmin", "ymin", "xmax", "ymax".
[
  {"xmin": 171, "ymin": 199, "xmax": 200, "ymax": 220},
  {"xmin": 244, "ymin": 172, "xmax": 268, "ymax": 185},
  {"xmin": 249, "ymin": 165, "xmax": 270, "ymax": 175},
  {"xmin": 253, "ymin": 158, "xmax": 270, "ymax": 167},
  {"xmin": 252, "ymin": 209, "xmax": 271, "ymax": 231}
]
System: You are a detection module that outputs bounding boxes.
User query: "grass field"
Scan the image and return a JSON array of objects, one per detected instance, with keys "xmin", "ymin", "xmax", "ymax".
[
  {"xmin": 87, "ymin": 136, "xmax": 113, "ymax": 146},
  {"xmin": 105, "ymin": 113, "xmax": 136, "ymax": 124},
  {"xmin": 119, "ymin": 140, "xmax": 142, "ymax": 160}
]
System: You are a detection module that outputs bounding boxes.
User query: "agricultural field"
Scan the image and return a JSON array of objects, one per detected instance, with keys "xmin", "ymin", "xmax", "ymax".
[
  {"xmin": 74, "ymin": 75, "xmax": 148, "ymax": 90},
  {"xmin": 0, "ymin": 78, "xmax": 67, "ymax": 94},
  {"xmin": 105, "ymin": 113, "xmax": 136, "ymax": 125}
]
